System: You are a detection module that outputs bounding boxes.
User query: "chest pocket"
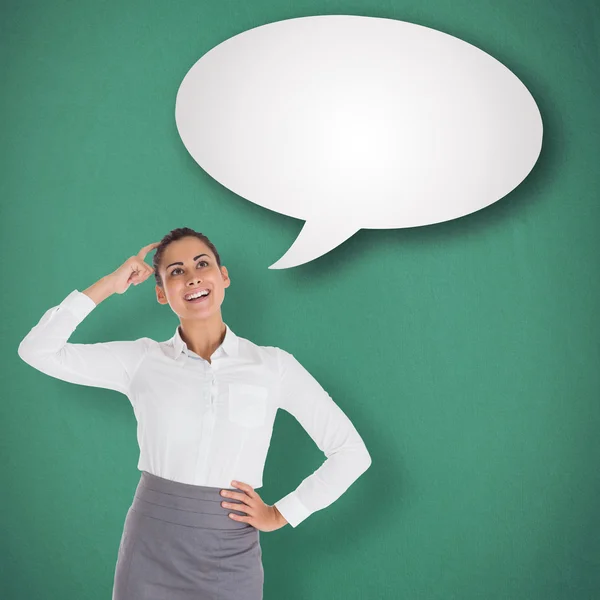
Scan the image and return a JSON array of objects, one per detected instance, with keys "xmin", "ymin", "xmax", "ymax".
[{"xmin": 228, "ymin": 383, "xmax": 268, "ymax": 428}]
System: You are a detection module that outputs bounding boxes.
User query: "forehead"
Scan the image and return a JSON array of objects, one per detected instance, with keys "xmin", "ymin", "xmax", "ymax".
[{"xmin": 162, "ymin": 238, "xmax": 212, "ymax": 261}]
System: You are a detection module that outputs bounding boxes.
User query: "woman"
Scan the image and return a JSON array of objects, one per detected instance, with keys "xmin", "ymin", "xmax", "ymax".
[{"xmin": 17, "ymin": 226, "xmax": 372, "ymax": 600}]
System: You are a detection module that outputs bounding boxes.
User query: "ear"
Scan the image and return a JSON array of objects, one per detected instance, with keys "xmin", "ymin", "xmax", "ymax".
[
  {"xmin": 221, "ymin": 266, "xmax": 231, "ymax": 288},
  {"xmin": 156, "ymin": 285, "xmax": 168, "ymax": 305}
]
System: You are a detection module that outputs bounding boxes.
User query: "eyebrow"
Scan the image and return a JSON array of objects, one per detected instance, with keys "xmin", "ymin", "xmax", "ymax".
[{"xmin": 166, "ymin": 254, "xmax": 209, "ymax": 270}]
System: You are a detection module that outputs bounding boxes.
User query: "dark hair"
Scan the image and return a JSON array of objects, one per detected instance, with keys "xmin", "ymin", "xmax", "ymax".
[{"xmin": 153, "ymin": 227, "xmax": 222, "ymax": 288}]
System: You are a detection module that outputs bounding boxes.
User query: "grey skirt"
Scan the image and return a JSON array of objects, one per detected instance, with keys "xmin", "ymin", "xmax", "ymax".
[{"xmin": 112, "ymin": 470, "xmax": 264, "ymax": 600}]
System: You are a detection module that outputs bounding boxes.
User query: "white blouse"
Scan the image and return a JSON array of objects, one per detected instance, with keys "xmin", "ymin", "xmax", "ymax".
[{"xmin": 17, "ymin": 289, "xmax": 372, "ymax": 528}]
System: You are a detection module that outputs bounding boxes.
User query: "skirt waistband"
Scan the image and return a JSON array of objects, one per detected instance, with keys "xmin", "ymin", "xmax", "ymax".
[{"xmin": 130, "ymin": 471, "xmax": 252, "ymax": 531}]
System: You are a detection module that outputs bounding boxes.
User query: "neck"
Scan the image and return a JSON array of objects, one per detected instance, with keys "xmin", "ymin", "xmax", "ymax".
[{"xmin": 178, "ymin": 316, "xmax": 227, "ymax": 362}]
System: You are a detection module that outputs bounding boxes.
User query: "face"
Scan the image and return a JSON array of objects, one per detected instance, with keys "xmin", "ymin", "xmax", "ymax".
[{"xmin": 155, "ymin": 237, "xmax": 230, "ymax": 319}]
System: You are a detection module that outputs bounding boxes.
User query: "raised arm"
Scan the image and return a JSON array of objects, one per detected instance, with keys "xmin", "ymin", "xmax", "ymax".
[
  {"xmin": 17, "ymin": 242, "xmax": 160, "ymax": 399},
  {"xmin": 273, "ymin": 349, "xmax": 372, "ymax": 528}
]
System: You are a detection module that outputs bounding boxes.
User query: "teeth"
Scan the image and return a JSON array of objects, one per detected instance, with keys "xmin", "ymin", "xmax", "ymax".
[{"xmin": 185, "ymin": 290, "xmax": 209, "ymax": 300}]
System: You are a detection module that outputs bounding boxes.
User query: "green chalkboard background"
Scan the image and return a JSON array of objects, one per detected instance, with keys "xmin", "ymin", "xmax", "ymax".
[{"xmin": 3, "ymin": 0, "xmax": 600, "ymax": 598}]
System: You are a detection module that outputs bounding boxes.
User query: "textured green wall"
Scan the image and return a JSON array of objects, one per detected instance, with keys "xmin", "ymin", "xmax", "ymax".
[{"xmin": 3, "ymin": 0, "xmax": 600, "ymax": 599}]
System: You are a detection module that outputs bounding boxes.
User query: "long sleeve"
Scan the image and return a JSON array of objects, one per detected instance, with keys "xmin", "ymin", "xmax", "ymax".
[
  {"xmin": 17, "ymin": 289, "xmax": 149, "ymax": 399},
  {"xmin": 273, "ymin": 349, "xmax": 372, "ymax": 528}
]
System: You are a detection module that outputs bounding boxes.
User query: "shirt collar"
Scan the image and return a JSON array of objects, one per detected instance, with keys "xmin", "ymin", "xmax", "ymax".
[{"xmin": 167, "ymin": 322, "xmax": 239, "ymax": 361}]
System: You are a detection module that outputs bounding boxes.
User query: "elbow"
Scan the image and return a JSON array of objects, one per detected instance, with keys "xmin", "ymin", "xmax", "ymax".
[
  {"xmin": 17, "ymin": 340, "xmax": 29, "ymax": 363},
  {"xmin": 17, "ymin": 338, "xmax": 37, "ymax": 366},
  {"xmin": 358, "ymin": 446, "xmax": 372, "ymax": 473}
]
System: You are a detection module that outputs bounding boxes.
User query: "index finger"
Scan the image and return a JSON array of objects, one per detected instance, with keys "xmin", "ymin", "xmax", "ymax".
[
  {"xmin": 137, "ymin": 241, "xmax": 161, "ymax": 261},
  {"xmin": 232, "ymin": 481, "xmax": 256, "ymax": 497}
]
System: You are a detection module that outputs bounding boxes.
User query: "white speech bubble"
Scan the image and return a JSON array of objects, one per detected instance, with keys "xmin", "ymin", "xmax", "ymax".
[{"xmin": 175, "ymin": 15, "xmax": 543, "ymax": 269}]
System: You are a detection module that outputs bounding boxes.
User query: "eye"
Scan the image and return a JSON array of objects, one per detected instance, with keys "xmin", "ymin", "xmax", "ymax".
[{"xmin": 171, "ymin": 260, "xmax": 208, "ymax": 275}]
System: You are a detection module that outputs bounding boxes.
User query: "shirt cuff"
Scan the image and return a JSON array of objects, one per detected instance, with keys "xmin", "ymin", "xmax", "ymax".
[
  {"xmin": 59, "ymin": 290, "xmax": 98, "ymax": 321},
  {"xmin": 273, "ymin": 492, "xmax": 312, "ymax": 528}
]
